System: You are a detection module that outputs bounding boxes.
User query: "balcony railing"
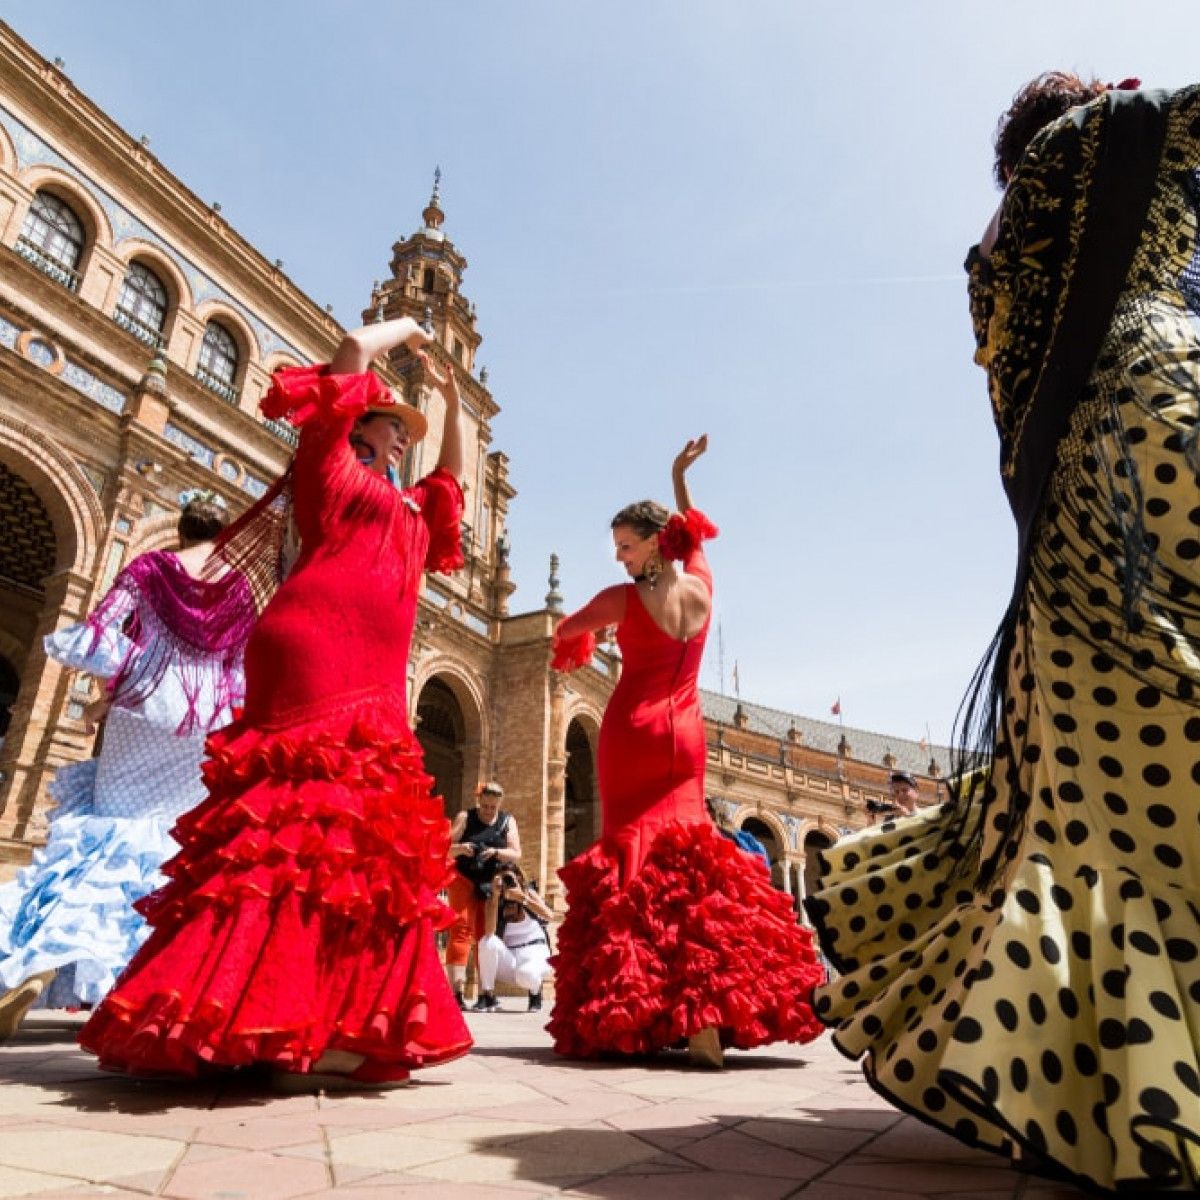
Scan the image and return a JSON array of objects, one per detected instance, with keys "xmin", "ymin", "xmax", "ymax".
[
  {"xmin": 112, "ymin": 307, "xmax": 166, "ymax": 349},
  {"xmin": 194, "ymin": 366, "xmax": 240, "ymax": 406},
  {"xmin": 14, "ymin": 237, "xmax": 81, "ymax": 292},
  {"xmin": 263, "ymin": 417, "xmax": 298, "ymax": 448}
]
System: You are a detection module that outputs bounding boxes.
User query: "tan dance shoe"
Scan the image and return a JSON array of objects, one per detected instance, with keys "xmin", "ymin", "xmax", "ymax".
[{"xmin": 0, "ymin": 970, "xmax": 57, "ymax": 1042}]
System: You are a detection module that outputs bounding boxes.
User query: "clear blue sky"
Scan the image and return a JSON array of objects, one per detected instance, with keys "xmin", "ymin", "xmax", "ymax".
[{"xmin": 9, "ymin": 2, "xmax": 1198, "ymax": 743}]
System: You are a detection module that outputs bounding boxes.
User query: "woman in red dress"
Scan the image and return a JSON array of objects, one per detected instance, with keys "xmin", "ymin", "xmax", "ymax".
[
  {"xmin": 80, "ymin": 316, "xmax": 472, "ymax": 1087},
  {"xmin": 548, "ymin": 437, "xmax": 825, "ymax": 1067}
]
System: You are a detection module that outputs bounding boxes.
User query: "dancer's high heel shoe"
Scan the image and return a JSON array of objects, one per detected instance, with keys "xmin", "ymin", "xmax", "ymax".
[
  {"xmin": 687, "ymin": 1026, "xmax": 724, "ymax": 1070},
  {"xmin": 0, "ymin": 970, "xmax": 57, "ymax": 1042}
]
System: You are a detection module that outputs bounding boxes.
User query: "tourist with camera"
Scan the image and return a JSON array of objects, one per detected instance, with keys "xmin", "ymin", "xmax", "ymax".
[
  {"xmin": 472, "ymin": 866, "xmax": 552, "ymax": 1013},
  {"xmin": 446, "ymin": 781, "xmax": 521, "ymax": 1008}
]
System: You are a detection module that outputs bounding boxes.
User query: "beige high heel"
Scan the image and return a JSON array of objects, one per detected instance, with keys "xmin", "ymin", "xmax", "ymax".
[
  {"xmin": 687, "ymin": 1026, "xmax": 724, "ymax": 1070},
  {"xmin": 0, "ymin": 970, "xmax": 57, "ymax": 1042}
]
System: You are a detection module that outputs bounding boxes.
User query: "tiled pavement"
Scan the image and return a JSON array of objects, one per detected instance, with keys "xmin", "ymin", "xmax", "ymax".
[{"xmin": 0, "ymin": 1009, "xmax": 1092, "ymax": 1199}]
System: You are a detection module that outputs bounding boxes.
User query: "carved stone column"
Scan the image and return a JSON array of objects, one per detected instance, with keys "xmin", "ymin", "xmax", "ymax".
[{"xmin": 543, "ymin": 673, "xmax": 567, "ymax": 912}]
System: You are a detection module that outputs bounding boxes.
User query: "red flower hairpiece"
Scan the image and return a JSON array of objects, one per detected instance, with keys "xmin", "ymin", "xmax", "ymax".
[{"xmin": 1106, "ymin": 77, "xmax": 1141, "ymax": 91}]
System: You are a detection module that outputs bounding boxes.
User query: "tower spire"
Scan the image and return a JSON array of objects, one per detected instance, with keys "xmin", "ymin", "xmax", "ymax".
[{"xmin": 422, "ymin": 166, "xmax": 444, "ymax": 232}]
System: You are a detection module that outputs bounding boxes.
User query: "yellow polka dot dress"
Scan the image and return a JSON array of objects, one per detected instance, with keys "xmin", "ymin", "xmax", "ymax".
[{"xmin": 807, "ymin": 87, "xmax": 1200, "ymax": 1196}]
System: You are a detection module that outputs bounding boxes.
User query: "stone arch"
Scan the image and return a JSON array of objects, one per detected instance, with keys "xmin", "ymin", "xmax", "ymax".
[
  {"xmin": 0, "ymin": 413, "xmax": 104, "ymax": 579},
  {"xmin": 739, "ymin": 811, "xmax": 788, "ymax": 889},
  {"xmin": 15, "ymin": 165, "xmax": 115, "ymax": 253},
  {"xmin": 413, "ymin": 665, "xmax": 486, "ymax": 819},
  {"xmin": 563, "ymin": 707, "xmax": 601, "ymax": 860},
  {"xmin": 113, "ymin": 238, "xmax": 195, "ymax": 316}
]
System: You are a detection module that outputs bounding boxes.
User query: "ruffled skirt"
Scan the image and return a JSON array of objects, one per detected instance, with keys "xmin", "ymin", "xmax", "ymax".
[
  {"xmin": 79, "ymin": 692, "xmax": 472, "ymax": 1076},
  {"xmin": 0, "ymin": 711, "xmax": 209, "ymax": 1008},
  {"xmin": 549, "ymin": 820, "xmax": 826, "ymax": 1058}
]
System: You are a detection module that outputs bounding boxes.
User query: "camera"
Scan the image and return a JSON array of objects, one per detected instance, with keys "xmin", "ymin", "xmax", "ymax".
[{"xmin": 866, "ymin": 798, "xmax": 900, "ymax": 815}]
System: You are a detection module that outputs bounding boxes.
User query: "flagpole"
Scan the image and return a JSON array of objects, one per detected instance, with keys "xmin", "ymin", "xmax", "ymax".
[{"xmin": 718, "ymin": 621, "xmax": 726, "ymax": 696}]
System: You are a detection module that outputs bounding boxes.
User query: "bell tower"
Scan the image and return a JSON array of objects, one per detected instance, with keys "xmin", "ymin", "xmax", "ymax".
[
  {"xmin": 364, "ymin": 167, "xmax": 482, "ymax": 372},
  {"xmin": 366, "ymin": 171, "xmax": 515, "ymax": 626}
]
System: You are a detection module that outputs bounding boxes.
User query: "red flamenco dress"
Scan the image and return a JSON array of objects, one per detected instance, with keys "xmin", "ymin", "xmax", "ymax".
[
  {"xmin": 80, "ymin": 366, "xmax": 472, "ymax": 1079},
  {"xmin": 548, "ymin": 512, "xmax": 826, "ymax": 1058}
]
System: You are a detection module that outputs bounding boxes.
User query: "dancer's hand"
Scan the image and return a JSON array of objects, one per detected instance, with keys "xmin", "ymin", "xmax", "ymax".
[
  {"xmin": 672, "ymin": 435, "xmax": 708, "ymax": 478},
  {"xmin": 417, "ymin": 350, "xmax": 460, "ymax": 402},
  {"xmin": 82, "ymin": 696, "xmax": 110, "ymax": 734}
]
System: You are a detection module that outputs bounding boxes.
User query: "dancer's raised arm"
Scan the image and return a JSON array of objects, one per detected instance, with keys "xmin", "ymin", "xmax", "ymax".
[
  {"xmin": 416, "ymin": 350, "xmax": 464, "ymax": 483},
  {"xmin": 671, "ymin": 434, "xmax": 708, "ymax": 513},
  {"xmin": 329, "ymin": 316, "xmax": 430, "ymax": 374}
]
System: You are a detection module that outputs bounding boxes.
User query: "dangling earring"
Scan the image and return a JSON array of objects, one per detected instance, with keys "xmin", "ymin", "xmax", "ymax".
[{"xmin": 644, "ymin": 546, "xmax": 662, "ymax": 590}]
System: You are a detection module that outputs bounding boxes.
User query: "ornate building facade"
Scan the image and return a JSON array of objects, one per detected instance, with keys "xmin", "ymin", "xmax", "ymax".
[{"xmin": 0, "ymin": 21, "xmax": 947, "ymax": 917}]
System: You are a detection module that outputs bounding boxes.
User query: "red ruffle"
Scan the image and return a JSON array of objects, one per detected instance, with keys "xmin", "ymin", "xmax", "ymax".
[
  {"xmin": 411, "ymin": 467, "xmax": 465, "ymax": 574},
  {"xmin": 549, "ymin": 820, "xmax": 826, "ymax": 1058},
  {"xmin": 261, "ymin": 364, "xmax": 393, "ymax": 428},
  {"xmin": 79, "ymin": 696, "xmax": 471, "ymax": 1077},
  {"xmin": 658, "ymin": 509, "xmax": 719, "ymax": 562},
  {"xmin": 551, "ymin": 630, "xmax": 597, "ymax": 673}
]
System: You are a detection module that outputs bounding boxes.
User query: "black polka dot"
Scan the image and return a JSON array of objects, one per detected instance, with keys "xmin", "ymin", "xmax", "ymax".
[
  {"xmin": 1129, "ymin": 931, "xmax": 1161, "ymax": 956},
  {"xmin": 894, "ymin": 1058, "xmax": 915, "ymax": 1082},
  {"xmin": 1028, "ymin": 994, "xmax": 1047, "ymax": 1026},
  {"xmin": 1143, "ymin": 763, "xmax": 1170, "ymax": 787},
  {"xmin": 1005, "ymin": 941, "xmax": 1031, "ymax": 969},
  {"xmin": 1136, "ymin": 686, "xmax": 1162, "ymax": 709},
  {"xmin": 1148, "ymin": 991, "xmax": 1181, "ymax": 1020},
  {"xmin": 1010, "ymin": 1057, "xmax": 1029, "ymax": 1091},
  {"xmin": 1139, "ymin": 723, "xmax": 1166, "ymax": 747},
  {"xmin": 922, "ymin": 1087, "xmax": 947, "ymax": 1112},
  {"xmin": 1167, "ymin": 938, "xmax": 1198, "ymax": 963},
  {"xmin": 1054, "ymin": 746, "xmax": 1080, "ymax": 768},
  {"xmin": 1055, "ymin": 1110, "xmax": 1078, "ymax": 1145},
  {"xmin": 1102, "ymin": 790, "xmax": 1128, "ymax": 815},
  {"xmin": 1064, "ymin": 821, "xmax": 1089, "ymax": 845},
  {"xmin": 952, "ymin": 1017, "xmax": 983, "ymax": 1043},
  {"xmin": 1146, "ymin": 804, "xmax": 1176, "ymax": 828},
  {"xmin": 1110, "ymin": 828, "xmax": 1137, "ymax": 854},
  {"xmin": 995, "ymin": 1000, "xmax": 1018, "ymax": 1031},
  {"xmin": 1126, "ymin": 1018, "xmax": 1153, "ymax": 1045},
  {"xmin": 1093, "ymin": 686, "xmax": 1118, "ymax": 707},
  {"xmin": 1095, "ymin": 720, "xmax": 1120, "ymax": 742},
  {"xmin": 1139, "ymin": 1087, "xmax": 1180, "ymax": 1121},
  {"xmin": 1102, "ymin": 969, "xmax": 1128, "ymax": 1000},
  {"xmin": 1155, "ymin": 844, "xmax": 1183, "ymax": 869},
  {"xmin": 1074, "ymin": 1043, "xmax": 1098, "ymax": 1075},
  {"xmin": 1058, "ymin": 988, "xmax": 1079, "ymax": 1019},
  {"xmin": 1015, "ymin": 889, "xmax": 1040, "ymax": 914},
  {"xmin": 1039, "ymin": 936, "xmax": 1062, "ymax": 965},
  {"xmin": 1176, "ymin": 1061, "xmax": 1200, "ymax": 1096},
  {"xmin": 1071, "ymin": 931, "xmax": 1092, "ymax": 959},
  {"xmin": 1041, "ymin": 1049, "xmax": 1063, "ymax": 1084},
  {"xmin": 1099, "ymin": 755, "xmax": 1123, "ymax": 778}
]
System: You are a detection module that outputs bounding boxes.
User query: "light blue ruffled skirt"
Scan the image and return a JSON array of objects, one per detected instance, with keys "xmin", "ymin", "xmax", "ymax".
[{"xmin": 0, "ymin": 707, "xmax": 209, "ymax": 1007}]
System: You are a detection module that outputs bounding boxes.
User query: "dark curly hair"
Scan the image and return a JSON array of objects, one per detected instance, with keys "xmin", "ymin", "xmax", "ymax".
[
  {"xmin": 611, "ymin": 499, "xmax": 669, "ymax": 539},
  {"xmin": 177, "ymin": 498, "xmax": 228, "ymax": 545},
  {"xmin": 993, "ymin": 71, "xmax": 1107, "ymax": 186}
]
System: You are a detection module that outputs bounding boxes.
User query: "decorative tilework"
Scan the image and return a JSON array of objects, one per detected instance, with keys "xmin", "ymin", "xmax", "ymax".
[
  {"xmin": 243, "ymin": 474, "xmax": 268, "ymax": 499},
  {"xmin": 60, "ymin": 361, "xmax": 125, "ymax": 413},
  {"xmin": 0, "ymin": 104, "xmax": 308, "ymax": 364},
  {"xmin": 25, "ymin": 338, "xmax": 55, "ymax": 368},
  {"xmin": 162, "ymin": 422, "xmax": 214, "ymax": 467},
  {"xmin": 0, "ymin": 314, "xmax": 19, "ymax": 349}
]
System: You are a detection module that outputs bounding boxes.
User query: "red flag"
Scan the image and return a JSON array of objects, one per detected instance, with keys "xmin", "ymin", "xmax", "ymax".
[{"xmin": 830, "ymin": 697, "xmax": 841, "ymax": 716}]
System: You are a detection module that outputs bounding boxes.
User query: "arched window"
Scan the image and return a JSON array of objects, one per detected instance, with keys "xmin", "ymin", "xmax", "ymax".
[
  {"xmin": 114, "ymin": 261, "xmax": 168, "ymax": 346},
  {"xmin": 17, "ymin": 191, "xmax": 85, "ymax": 291},
  {"xmin": 196, "ymin": 321, "xmax": 240, "ymax": 403}
]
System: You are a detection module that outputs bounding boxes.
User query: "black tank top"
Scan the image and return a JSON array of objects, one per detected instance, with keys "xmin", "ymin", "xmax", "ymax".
[{"xmin": 456, "ymin": 808, "xmax": 510, "ymax": 883}]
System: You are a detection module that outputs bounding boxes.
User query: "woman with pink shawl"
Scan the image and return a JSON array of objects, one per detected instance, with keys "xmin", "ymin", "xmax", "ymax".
[{"xmin": 0, "ymin": 495, "xmax": 255, "ymax": 1037}]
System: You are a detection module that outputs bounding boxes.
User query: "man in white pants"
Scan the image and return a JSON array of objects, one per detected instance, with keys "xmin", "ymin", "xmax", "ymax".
[{"xmin": 473, "ymin": 870, "xmax": 553, "ymax": 1013}]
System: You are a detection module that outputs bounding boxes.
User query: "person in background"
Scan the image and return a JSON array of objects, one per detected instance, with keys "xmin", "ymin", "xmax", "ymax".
[
  {"xmin": 446, "ymin": 781, "xmax": 521, "ymax": 1008},
  {"xmin": 473, "ymin": 866, "xmax": 552, "ymax": 1013}
]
